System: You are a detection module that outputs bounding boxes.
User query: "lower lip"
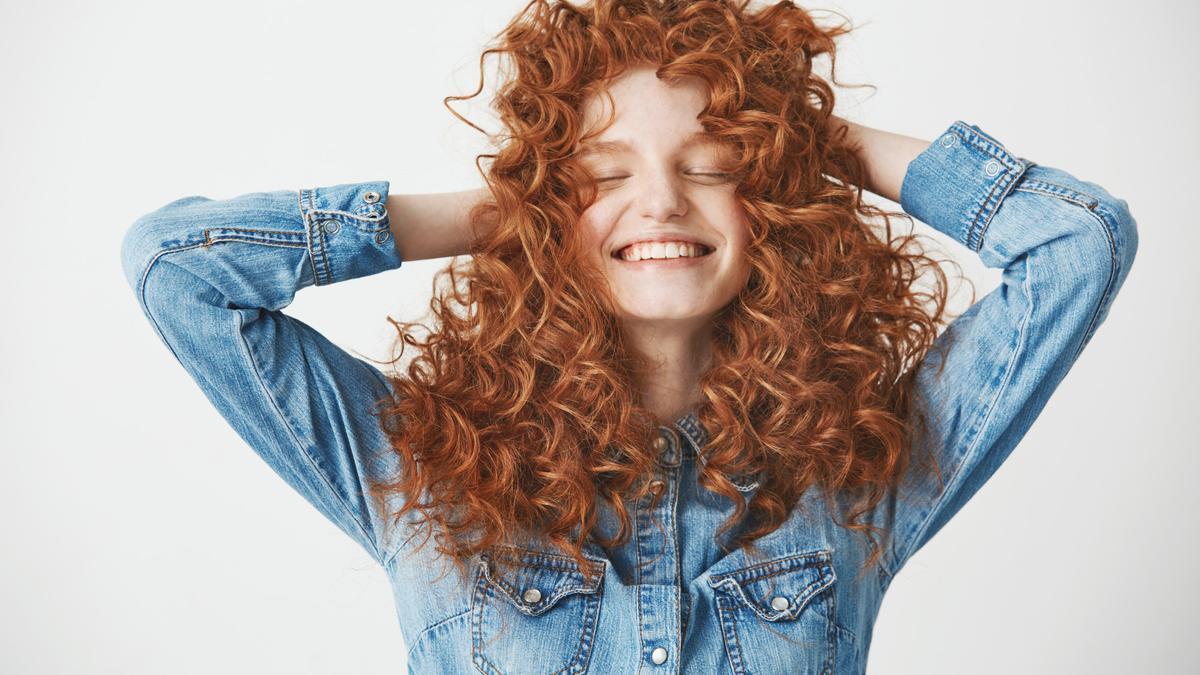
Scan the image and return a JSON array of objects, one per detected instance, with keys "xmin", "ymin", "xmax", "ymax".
[{"xmin": 612, "ymin": 250, "xmax": 715, "ymax": 268}]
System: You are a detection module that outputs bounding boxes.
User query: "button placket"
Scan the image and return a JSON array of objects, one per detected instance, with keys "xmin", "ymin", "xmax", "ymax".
[{"xmin": 635, "ymin": 425, "xmax": 682, "ymax": 673}]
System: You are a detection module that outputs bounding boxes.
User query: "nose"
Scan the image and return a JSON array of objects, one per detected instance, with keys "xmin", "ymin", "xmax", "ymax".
[{"xmin": 636, "ymin": 168, "xmax": 688, "ymax": 222}]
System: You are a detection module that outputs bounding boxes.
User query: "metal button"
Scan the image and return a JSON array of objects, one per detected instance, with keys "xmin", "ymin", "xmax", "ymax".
[
  {"xmin": 648, "ymin": 479, "xmax": 665, "ymax": 493},
  {"xmin": 651, "ymin": 647, "xmax": 668, "ymax": 665},
  {"xmin": 363, "ymin": 191, "xmax": 380, "ymax": 204},
  {"xmin": 323, "ymin": 220, "xmax": 340, "ymax": 235},
  {"xmin": 940, "ymin": 133, "xmax": 955, "ymax": 148},
  {"xmin": 771, "ymin": 596, "xmax": 790, "ymax": 611},
  {"xmin": 652, "ymin": 435, "xmax": 667, "ymax": 452},
  {"xmin": 984, "ymin": 159, "xmax": 1001, "ymax": 177},
  {"xmin": 375, "ymin": 231, "xmax": 391, "ymax": 245},
  {"xmin": 522, "ymin": 588, "xmax": 542, "ymax": 604}
]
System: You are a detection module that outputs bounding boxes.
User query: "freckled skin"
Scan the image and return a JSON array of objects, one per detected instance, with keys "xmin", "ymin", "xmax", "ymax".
[{"xmin": 577, "ymin": 65, "xmax": 753, "ymax": 330}]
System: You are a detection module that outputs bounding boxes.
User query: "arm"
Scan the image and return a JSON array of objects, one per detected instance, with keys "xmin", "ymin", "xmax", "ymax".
[
  {"xmin": 828, "ymin": 114, "xmax": 931, "ymax": 203},
  {"xmin": 120, "ymin": 180, "xmax": 414, "ymax": 566},
  {"xmin": 850, "ymin": 121, "xmax": 1140, "ymax": 587},
  {"xmin": 386, "ymin": 186, "xmax": 493, "ymax": 262}
]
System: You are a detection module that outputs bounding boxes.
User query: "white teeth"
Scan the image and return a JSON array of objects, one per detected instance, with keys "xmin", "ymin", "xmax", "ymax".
[{"xmin": 618, "ymin": 241, "xmax": 709, "ymax": 261}]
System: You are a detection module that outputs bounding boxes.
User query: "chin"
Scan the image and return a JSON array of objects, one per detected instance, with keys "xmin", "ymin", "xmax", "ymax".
[{"xmin": 615, "ymin": 304, "xmax": 712, "ymax": 323}]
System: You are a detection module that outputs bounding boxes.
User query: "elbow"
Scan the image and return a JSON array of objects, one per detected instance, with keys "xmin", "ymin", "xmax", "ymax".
[
  {"xmin": 1111, "ymin": 196, "xmax": 1139, "ymax": 281},
  {"xmin": 1090, "ymin": 194, "xmax": 1138, "ymax": 292},
  {"xmin": 119, "ymin": 195, "xmax": 209, "ymax": 298},
  {"xmin": 119, "ymin": 214, "xmax": 156, "ymax": 297}
]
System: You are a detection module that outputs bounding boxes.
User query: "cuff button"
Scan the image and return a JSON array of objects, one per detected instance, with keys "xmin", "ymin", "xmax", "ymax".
[
  {"xmin": 375, "ymin": 231, "xmax": 391, "ymax": 245},
  {"xmin": 984, "ymin": 159, "xmax": 1001, "ymax": 177},
  {"xmin": 940, "ymin": 134, "xmax": 956, "ymax": 148},
  {"xmin": 363, "ymin": 191, "xmax": 381, "ymax": 204}
]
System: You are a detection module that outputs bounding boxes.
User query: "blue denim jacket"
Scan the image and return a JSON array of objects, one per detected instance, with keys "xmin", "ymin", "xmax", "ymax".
[{"xmin": 120, "ymin": 120, "xmax": 1138, "ymax": 674}]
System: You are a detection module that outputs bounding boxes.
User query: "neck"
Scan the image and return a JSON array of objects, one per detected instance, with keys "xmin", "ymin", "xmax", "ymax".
[{"xmin": 622, "ymin": 318, "xmax": 712, "ymax": 425}]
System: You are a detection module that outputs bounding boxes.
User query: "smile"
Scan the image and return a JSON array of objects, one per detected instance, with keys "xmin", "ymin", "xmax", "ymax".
[{"xmin": 612, "ymin": 241, "xmax": 715, "ymax": 262}]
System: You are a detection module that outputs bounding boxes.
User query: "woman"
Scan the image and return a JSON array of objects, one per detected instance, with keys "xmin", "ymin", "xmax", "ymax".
[{"xmin": 119, "ymin": 1, "xmax": 1138, "ymax": 672}]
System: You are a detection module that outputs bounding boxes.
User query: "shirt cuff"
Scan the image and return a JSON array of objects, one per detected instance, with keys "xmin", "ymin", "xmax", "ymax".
[
  {"xmin": 899, "ymin": 120, "xmax": 1035, "ymax": 252},
  {"xmin": 299, "ymin": 180, "xmax": 402, "ymax": 286}
]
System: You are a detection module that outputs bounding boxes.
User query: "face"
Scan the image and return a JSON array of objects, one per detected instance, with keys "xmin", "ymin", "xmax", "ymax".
[{"xmin": 575, "ymin": 65, "xmax": 753, "ymax": 329}]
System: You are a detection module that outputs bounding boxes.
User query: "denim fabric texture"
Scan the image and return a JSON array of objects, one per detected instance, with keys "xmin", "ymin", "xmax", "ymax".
[{"xmin": 120, "ymin": 120, "xmax": 1138, "ymax": 674}]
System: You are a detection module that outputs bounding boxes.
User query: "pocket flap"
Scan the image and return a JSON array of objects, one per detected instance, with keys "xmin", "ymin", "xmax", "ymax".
[
  {"xmin": 706, "ymin": 548, "xmax": 835, "ymax": 622},
  {"xmin": 479, "ymin": 545, "xmax": 607, "ymax": 617}
]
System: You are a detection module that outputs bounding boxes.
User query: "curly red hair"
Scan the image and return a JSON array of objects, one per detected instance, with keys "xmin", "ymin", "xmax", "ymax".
[{"xmin": 366, "ymin": 0, "xmax": 963, "ymax": 582}]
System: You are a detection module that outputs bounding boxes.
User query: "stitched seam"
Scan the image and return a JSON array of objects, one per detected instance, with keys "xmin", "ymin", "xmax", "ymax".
[
  {"xmin": 888, "ymin": 253, "xmax": 1037, "ymax": 579},
  {"xmin": 1065, "ymin": 206, "xmax": 1120, "ymax": 362},
  {"xmin": 711, "ymin": 573, "xmax": 832, "ymax": 621},
  {"xmin": 233, "ymin": 309, "xmax": 383, "ymax": 564},
  {"xmin": 204, "ymin": 226, "xmax": 309, "ymax": 238},
  {"xmin": 135, "ymin": 243, "xmax": 209, "ymax": 366},
  {"xmin": 407, "ymin": 608, "xmax": 471, "ymax": 662},
  {"xmin": 634, "ymin": 495, "xmax": 645, "ymax": 675},
  {"xmin": 487, "ymin": 545, "xmax": 606, "ymax": 572},
  {"xmin": 1012, "ymin": 184, "xmax": 1122, "ymax": 363},
  {"xmin": 306, "ymin": 207, "xmax": 389, "ymax": 224},
  {"xmin": 718, "ymin": 596, "xmax": 747, "ymax": 674},
  {"xmin": 671, "ymin": 466, "xmax": 683, "ymax": 663},
  {"xmin": 298, "ymin": 190, "xmax": 324, "ymax": 286},
  {"xmin": 709, "ymin": 550, "xmax": 830, "ymax": 584},
  {"xmin": 967, "ymin": 159, "xmax": 1026, "ymax": 252},
  {"xmin": 202, "ymin": 234, "xmax": 307, "ymax": 250}
]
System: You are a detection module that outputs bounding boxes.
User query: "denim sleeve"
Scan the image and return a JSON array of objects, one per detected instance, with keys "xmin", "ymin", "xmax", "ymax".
[
  {"xmin": 119, "ymin": 180, "xmax": 407, "ymax": 566},
  {"xmin": 875, "ymin": 121, "xmax": 1139, "ymax": 585}
]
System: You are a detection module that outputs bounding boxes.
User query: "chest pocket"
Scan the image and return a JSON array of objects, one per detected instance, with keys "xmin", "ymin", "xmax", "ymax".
[
  {"xmin": 706, "ymin": 548, "xmax": 853, "ymax": 675},
  {"xmin": 471, "ymin": 545, "xmax": 607, "ymax": 675}
]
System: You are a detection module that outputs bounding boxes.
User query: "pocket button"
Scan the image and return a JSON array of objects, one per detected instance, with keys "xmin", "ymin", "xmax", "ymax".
[
  {"xmin": 323, "ymin": 221, "xmax": 340, "ymax": 235},
  {"xmin": 984, "ymin": 159, "xmax": 1001, "ymax": 177},
  {"xmin": 651, "ymin": 647, "xmax": 668, "ymax": 664},
  {"xmin": 771, "ymin": 596, "xmax": 790, "ymax": 611},
  {"xmin": 522, "ymin": 588, "xmax": 542, "ymax": 604}
]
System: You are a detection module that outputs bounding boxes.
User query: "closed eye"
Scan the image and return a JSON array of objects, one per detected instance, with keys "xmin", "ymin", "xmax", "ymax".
[{"xmin": 595, "ymin": 172, "xmax": 732, "ymax": 182}]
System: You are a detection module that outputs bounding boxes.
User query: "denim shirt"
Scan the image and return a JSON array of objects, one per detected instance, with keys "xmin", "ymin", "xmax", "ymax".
[{"xmin": 120, "ymin": 120, "xmax": 1138, "ymax": 674}]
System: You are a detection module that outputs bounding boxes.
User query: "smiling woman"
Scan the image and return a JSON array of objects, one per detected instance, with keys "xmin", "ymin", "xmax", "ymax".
[
  {"xmin": 572, "ymin": 66, "xmax": 755, "ymax": 395},
  {"xmin": 119, "ymin": 0, "xmax": 1139, "ymax": 672}
]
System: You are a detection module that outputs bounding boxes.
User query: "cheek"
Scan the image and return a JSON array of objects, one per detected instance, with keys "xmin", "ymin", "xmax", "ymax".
[
  {"xmin": 577, "ymin": 204, "xmax": 617, "ymax": 251},
  {"xmin": 722, "ymin": 203, "xmax": 753, "ymax": 252}
]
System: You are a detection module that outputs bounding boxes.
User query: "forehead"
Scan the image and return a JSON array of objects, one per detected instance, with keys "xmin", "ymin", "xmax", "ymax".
[{"xmin": 578, "ymin": 67, "xmax": 712, "ymax": 151}]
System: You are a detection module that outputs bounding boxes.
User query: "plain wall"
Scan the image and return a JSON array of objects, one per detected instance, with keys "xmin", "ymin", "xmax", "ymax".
[{"xmin": 2, "ymin": 1, "xmax": 1194, "ymax": 673}]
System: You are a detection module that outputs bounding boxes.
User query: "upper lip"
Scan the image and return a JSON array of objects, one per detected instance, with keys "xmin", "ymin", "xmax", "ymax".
[{"xmin": 612, "ymin": 232, "xmax": 714, "ymax": 257}]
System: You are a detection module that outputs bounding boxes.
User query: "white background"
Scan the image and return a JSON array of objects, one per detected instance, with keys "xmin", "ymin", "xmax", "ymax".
[{"xmin": 2, "ymin": 1, "xmax": 1195, "ymax": 673}]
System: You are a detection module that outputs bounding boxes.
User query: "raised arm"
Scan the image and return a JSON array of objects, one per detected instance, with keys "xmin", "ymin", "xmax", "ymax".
[
  {"xmin": 386, "ymin": 186, "xmax": 493, "ymax": 262},
  {"xmin": 839, "ymin": 120, "xmax": 1140, "ymax": 586},
  {"xmin": 120, "ymin": 180, "xmax": 432, "ymax": 565},
  {"xmin": 828, "ymin": 114, "xmax": 931, "ymax": 204}
]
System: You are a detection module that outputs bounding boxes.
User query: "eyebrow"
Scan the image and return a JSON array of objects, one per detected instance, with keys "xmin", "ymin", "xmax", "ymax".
[{"xmin": 577, "ymin": 130, "xmax": 721, "ymax": 157}]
